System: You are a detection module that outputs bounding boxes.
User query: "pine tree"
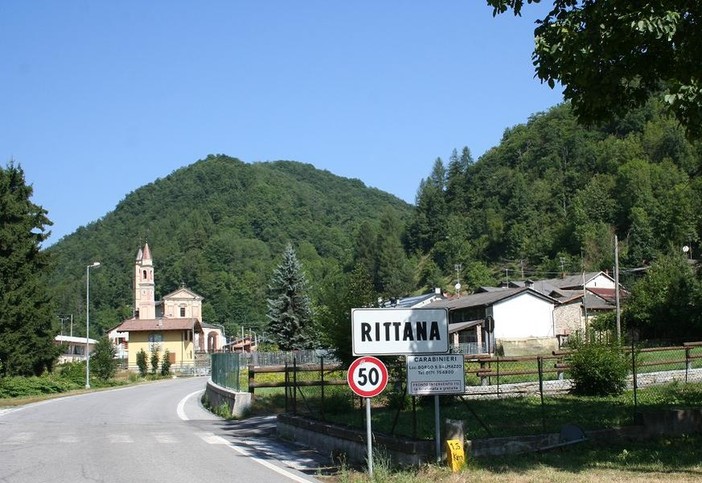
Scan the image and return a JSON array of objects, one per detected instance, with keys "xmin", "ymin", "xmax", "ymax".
[
  {"xmin": 266, "ymin": 243, "xmax": 315, "ymax": 351},
  {"xmin": 0, "ymin": 162, "xmax": 59, "ymax": 377},
  {"xmin": 376, "ymin": 209, "xmax": 414, "ymax": 298}
]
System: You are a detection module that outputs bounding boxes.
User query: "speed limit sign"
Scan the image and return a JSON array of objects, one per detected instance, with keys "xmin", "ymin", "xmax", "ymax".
[{"xmin": 347, "ymin": 356, "xmax": 388, "ymax": 398}]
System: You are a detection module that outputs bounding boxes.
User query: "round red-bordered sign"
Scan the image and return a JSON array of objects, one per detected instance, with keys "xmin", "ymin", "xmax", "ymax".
[{"xmin": 347, "ymin": 356, "xmax": 388, "ymax": 398}]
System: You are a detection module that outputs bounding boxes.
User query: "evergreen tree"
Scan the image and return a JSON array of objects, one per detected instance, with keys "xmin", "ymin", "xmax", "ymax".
[
  {"xmin": 376, "ymin": 209, "xmax": 414, "ymax": 298},
  {"xmin": 266, "ymin": 243, "xmax": 315, "ymax": 351},
  {"xmin": 136, "ymin": 348, "xmax": 148, "ymax": 377},
  {"xmin": 445, "ymin": 147, "xmax": 473, "ymax": 210},
  {"xmin": 317, "ymin": 263, "xmax": 376, "ymax": 366},
  {"xmin": 91, "ymin": 336, "xmax": 117, "ymax": 381},
  {"xmin": 0, "ymin": 162, "xmax": 59, "ymax": 377},
  {"xmin": 407, "ymin": 158, "xmax": 447, "ymax": 253}
]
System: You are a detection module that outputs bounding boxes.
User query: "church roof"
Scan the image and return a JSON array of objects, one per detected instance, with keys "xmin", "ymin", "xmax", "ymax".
[
  {"xmin": 116, "ymin": 317, "xmax": 203, "ymax": 333},
  {"xmin": 142, "ymin": 242, "xmax": 152, "ymax": 261},
  {"xmin": 163, "ymin": 286, "xmax": 204, "ymax": 301}
]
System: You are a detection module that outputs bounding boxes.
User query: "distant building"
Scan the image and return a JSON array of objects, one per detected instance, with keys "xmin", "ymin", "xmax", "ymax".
[
  {"xmin": 54, "ymin": 335, "xmax": 97, "ymax": 364},
  {"xmin": 114, "ymin": 243, "xmax": 223, "ymax": 372}
]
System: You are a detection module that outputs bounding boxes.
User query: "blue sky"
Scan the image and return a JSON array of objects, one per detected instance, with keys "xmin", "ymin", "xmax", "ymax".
[{"xmin": 1, "ymin": 1, "xmax": 563, "ymax": 245}]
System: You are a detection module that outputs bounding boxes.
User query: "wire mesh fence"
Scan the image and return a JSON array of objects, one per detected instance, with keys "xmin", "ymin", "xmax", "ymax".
[
  {"xmin": 211, "ymin": 352, "xmax": 241, "ymax": 391},
  {"xmin": 239, "ymin": 340, "xmax": 702, "ymax": 441}
]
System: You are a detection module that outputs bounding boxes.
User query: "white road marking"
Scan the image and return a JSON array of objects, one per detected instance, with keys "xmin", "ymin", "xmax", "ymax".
[
  {"xmin": 198, "ymin": 432, "xmax": 229, "ymax": 444},
  {"xmin": 152, "ymin": 432, "xmax": 178, "ymax": 443},
  {"xmin": 5, "ymin": 432, "xmax": 33, "ymax": 444},
  {"xmin": 59, "ymin": 434, "xmax": 79, "ymax": 443},
  {"xmin": 176, "ymin": 390, "xmax": 202, "ymax": 421},
  {"xmin": 176, "ymin": 390, "xmax": 313, "ymax": 481},
  {"xmin": 108, "ymin": 433, "xmax": 133, "ymax": 443}
]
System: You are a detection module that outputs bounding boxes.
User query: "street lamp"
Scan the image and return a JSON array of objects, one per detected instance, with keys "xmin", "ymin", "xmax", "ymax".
[{"xmin": 86, "ymin": 261, "xmax": 101, "ymax": 389}]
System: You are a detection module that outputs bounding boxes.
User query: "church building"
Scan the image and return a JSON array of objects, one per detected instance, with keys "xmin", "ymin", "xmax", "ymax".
[{"xmin": 115, "ymin": 243, "xmax": 223, "ymax": 372}]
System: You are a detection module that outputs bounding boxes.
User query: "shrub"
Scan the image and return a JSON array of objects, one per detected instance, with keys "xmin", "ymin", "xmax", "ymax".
[
  {"xmin": 161, "ymin": 349, "xmax": 172, "ymax": 376},
  {"xmin": 59, "ymin": 361, "xmax": 87, "ymax": 386},
  {"xmin": 568, "ymin": 337, "xmax": 629, "ymax": 396},
  {"xmin": 136, "ymin": 349, "xmax": 148, "ymax": 377},
  {"xmin": 150, "ymin": 348, "xmax": 160, "ymax": 375}
]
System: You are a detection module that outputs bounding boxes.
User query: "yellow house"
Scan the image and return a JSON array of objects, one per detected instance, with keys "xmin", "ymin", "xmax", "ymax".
[
  {"xmin": 117, "ymin": 317, "xmax": 203, "ymax": 370},
  {"xmin": 114, "ymin": 243, "xmax": 217, "ymax": 373}
]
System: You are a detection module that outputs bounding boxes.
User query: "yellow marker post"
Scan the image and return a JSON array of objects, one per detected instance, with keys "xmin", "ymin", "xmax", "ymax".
[{"xmin": 446, "ymin": 439, "xmax": 465, "ymax": 472}]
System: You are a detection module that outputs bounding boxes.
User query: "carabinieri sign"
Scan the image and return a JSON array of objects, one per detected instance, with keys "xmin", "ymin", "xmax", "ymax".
[{"xmin": 351, "ymin": 308, "xmax": 449, "ymax": 356}]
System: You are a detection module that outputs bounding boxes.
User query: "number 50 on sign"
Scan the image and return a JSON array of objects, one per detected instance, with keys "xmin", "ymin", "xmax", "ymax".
[{"xmin": 347, "ymin": 356, "xmax": 388, "ymax": 398}]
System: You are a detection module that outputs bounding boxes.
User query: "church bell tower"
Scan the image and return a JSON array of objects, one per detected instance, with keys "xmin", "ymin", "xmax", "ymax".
[{"xmin": 134, "ymin": 242, "xmax": 156, "ymax": 319}]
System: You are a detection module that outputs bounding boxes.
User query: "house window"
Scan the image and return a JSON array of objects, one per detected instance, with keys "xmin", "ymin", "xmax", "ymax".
[
  {"xmin": 180, "ymin": 307, "xmax": 186, "ymax": 317},
  {"xmin": 148, "ymin": 332, "xmax": 163, "ymax": 352}
]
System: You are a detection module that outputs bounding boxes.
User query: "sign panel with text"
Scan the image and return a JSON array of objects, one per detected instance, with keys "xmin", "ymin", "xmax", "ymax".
[
  {"xmin": 406, "ymin": 354, "xmax": 465, "ymax": 395},
  {"xmin": 351, "ymin": 308, "xmax": 449, "ymax": 356}
]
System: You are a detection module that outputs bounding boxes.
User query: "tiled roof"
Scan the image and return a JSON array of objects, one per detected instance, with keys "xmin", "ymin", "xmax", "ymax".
[
  {"xmin": 427, "ymin": 287, "xmax": 554, "ymax": 310},
  {"xmin": 116, "ymin": 317, "xmax": 202, "ymax": 333}
]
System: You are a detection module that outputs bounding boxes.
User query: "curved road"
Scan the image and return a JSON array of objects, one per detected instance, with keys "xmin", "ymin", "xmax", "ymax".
[{"xmin": 0, "ymin": 377, "xmax": 323, "ymax": 482}]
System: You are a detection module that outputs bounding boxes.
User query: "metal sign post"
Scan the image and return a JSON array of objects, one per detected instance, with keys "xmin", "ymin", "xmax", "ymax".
[
  {"xmin": 347, "ymin": 356, "xmax": 389, "ymax": 478},
  {"xmin": 405, "ymin": 354, "xmax": 465, "ymax": 463},
  {"xmin": 365, "ymin": 397, "xmax": 373, "ymax": 476}
]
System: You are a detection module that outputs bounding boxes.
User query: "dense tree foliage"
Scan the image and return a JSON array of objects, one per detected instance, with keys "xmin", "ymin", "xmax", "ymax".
[
  {"xmin": 91, "ymin": 336, "xmax": 117, "ymax": 381},
  {"xmin": 43, "ymin": 100, "xmax": 702, "ymax": 347},
  {"xmin": 0, "ymin": 163, "xmax": 59, "ymax": 377},
  {"xmin": 45, "ymin": 156, "xmax": 411, "ymax": 338},
  {"xmin": 623, "ymin": 253, "xmax": 702, "ymax": 341},
  {"xmin": 408, "ymin": 102, "xmax": 701, "ymax": 289},
  {"xmin": 266, "ymin": 244, "xmax": 315, "ymax": 351},
  {"xmin": 487, "ymin": 1, "xmax": 702, "ymax": 139},
  {"xmin": 316, "ymin": 263, "xmax": 376, "ymax": 366}
]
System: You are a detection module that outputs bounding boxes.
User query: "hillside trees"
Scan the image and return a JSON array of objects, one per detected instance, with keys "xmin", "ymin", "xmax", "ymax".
[
  {"xmin": 623, "ymin": 253, "xmax": 702, "ymax": 341},
  {"xmin": 266, "ymin": 243, "xmax": 316, "ymax": 351},
  {"xmin": 410, "ymin": 101, "xmax": 700, "ymax": 287},
  {"xmin": 316, "ymin": 263, "xmax": 376, "ymax": 366},
  {"xmin": 375, "ymin": 210, "xmax": 414, "ymax": 299},
  {"xmin": 488, "ymin": 1, "xmax": 702, "ymax": 139},
  {"xmin": 0, "ymin": 162, "xmax": 60, "ymax": 377},
  {"xmin": 45, "ymin": 156, "xmax": 411, "ymax": 337}
]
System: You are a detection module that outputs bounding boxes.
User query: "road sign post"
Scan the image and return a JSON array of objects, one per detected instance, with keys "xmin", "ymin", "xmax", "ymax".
[{"xmin": 347, "ymin": 356, "xmax": 389, "ymax": 477}]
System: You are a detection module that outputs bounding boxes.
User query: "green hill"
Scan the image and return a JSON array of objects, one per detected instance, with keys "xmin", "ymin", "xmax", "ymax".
[{"xmin": 46, "ymin": 155, "xmax": 412, "ymax": 336}]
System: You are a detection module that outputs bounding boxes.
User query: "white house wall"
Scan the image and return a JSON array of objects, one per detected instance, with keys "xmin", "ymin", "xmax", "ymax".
[
  {"xmin": 586, "ymin": 274, "xmax": 615, "ymax": 289},
  {"xmin": 492, "ymin": 293, "xmax": 554, "ymax": 339}
]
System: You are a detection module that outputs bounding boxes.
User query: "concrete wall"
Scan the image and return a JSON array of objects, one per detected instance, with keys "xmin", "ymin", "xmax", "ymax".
[
  {"xmin": 277, "ymin": 414, "xmax": 434, "ymax": 466},
  {"xmin": 470, "ymin": 408, "xmax": 702, "ymax": 457},
  {"xmin": 204, "ymin": 379, "xmax": 252, "ymax": 418},
  {"xmin": 275, "ymin": 408, "xmax": 702, "ymax": 465}
]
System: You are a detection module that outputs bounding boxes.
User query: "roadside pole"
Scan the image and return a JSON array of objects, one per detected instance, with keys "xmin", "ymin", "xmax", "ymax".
[
  {"xmin": 347, "ymin": 356, "xmax": 389, "ymax": 478},
  {"xmin": 366, "ymin": 397, "xmax": 373, "ymax": 475},
  {"xmin": 434, "ymin": 394, "xmax": 441, "ymax": 462}
]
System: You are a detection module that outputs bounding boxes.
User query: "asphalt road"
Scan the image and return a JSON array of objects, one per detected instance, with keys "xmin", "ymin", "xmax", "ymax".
[{"xmin": 0, "ymin": 377, "xmax": 326, "ymax": 482}]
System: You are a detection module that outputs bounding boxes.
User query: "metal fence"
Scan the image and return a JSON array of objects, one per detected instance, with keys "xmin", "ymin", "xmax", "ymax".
[
  {"xmin": 211, "ymin": 352, "xmax": 241, "ymax": 391},
  {"xmin": 241, "ymin": 340, "xmax": 702, "ymax": 441},
  {"xmin": 239, "ymin": 349, "xmax": 339, "ymax": 367}
]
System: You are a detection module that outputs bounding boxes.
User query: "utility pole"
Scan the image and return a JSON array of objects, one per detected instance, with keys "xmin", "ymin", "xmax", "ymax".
[
  {"xmin": 454, "ymin": 264, "xmax": 462, "ymax": 296},
  {"xmin": 615, "ymin": 234, "xmax": 621, "ymax": 338}
]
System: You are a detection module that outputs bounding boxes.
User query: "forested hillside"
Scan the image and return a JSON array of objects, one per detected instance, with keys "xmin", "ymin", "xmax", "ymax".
[
  {"xmin": 409, "ymin": 101, "xmax": 701, "ymax": 290},
  {"xmin": 45, "ymin": 101, "xmax": 702, "ymax": 342},
  {"xmin": 46, "ymin": 155, "xmax": 412, "ymax": 336}
]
